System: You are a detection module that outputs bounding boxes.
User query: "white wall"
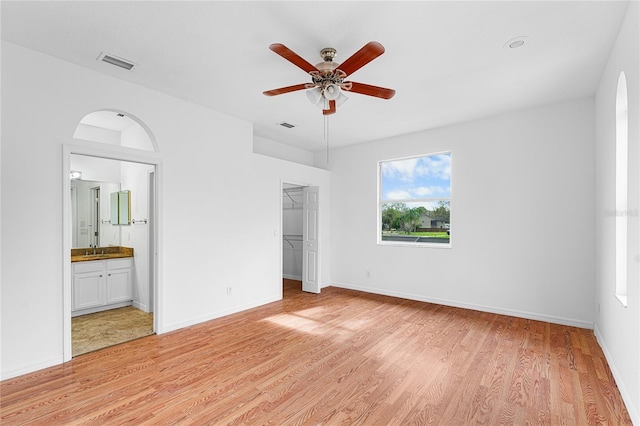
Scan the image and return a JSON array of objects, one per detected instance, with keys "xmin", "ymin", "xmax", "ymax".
[
  {"xmin": 70, "ymin": 154, "xmax": 122, "ymax": 183},
  {"xmin": 253, "ymin": 135, "xmax": 316, "ymax": 167},
  {"xmin": 74, "ymin": 123, "xmax": 120, "ymax": 145},
  {"xmin": 121, "ymin": 120, "xmax": 154, "ymax": 151},
  {"xmin": 594, "ymin": 2, "xmax": 640, "ymax": 424},
  {"xmin": 328, "ymin": 98, "xmax": 595, "ymax": 328},
  {"xmin": 121, "ymin": 161, "xmax": 154, "ymax": 312},
  {"xmin": 0, "ymin": 41, "xmax": 330, "ymax": 379}
]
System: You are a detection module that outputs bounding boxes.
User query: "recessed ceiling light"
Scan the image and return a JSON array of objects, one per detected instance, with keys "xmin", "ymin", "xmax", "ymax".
[{"xmin": 503, "ymin": 36, "xmax": 529, "ymax": 49}]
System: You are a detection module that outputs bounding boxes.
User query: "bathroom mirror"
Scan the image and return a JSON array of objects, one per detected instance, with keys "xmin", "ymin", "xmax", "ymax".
[
  {"xmin": 110, "ymin": 190, "xmax": 131, "ymax": 225},
  {"xmin": 70, "ymin": 179, "xmax": 121, "ymax": 248}
]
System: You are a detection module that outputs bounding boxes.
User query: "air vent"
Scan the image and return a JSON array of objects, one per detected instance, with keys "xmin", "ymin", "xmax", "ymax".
[
  {"xmin": 97, "ymin": 52, "xmax": 136, "ymax": 71},
  {"xmin": 277, "ymin": 122, "xmax": 296, "ymax": 129}
]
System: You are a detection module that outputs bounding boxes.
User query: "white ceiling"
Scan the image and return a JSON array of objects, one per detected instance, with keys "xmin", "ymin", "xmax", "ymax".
[{"xmin": 1, "ymin": 1, "xmax": 630, "ymax": 152}]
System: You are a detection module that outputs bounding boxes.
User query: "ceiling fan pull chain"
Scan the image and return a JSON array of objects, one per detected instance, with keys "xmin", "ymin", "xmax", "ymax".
[{"xmin": 325, "ymin": 115, "xmax": 330, "ymax": 164}]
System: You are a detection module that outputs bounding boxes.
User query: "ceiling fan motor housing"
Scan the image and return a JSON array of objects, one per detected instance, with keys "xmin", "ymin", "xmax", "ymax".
[
  {"xmin": 263, "ymin": 41, "xmax": 395, "ymax": 114},
  {"xmin": 320, "ymin": 47, "xmax": 337, "ymax": 62},
  {"xmin": 311, "ymin": 47, "xmax": 348, "ymax": 98}
]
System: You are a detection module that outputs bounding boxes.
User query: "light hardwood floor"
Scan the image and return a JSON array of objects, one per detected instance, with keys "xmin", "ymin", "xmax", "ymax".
[{"xmin": 1, "ymin": 279, "xmax": 631, "ymax": 425}]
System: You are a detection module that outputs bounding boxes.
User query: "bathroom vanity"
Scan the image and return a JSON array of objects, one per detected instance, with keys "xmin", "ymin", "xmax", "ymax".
[{"xmin": 71, "ymin": 247, "xmax": 134, "ymax": 317}]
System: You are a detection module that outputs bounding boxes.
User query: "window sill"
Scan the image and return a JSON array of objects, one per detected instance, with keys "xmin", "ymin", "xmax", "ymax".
[
  {"xmin": 378, "ymin": 241, "xmax": 452, "ymax": 249},
  {"xmin": 615, "ymin": 293, "xmax": 628, "ymax": 308}
]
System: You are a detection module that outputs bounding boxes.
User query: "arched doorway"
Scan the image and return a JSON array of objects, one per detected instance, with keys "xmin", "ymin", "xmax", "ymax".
[{"xmin": 63, "ymin": 109, "xmax": 161, "ymax": 360}]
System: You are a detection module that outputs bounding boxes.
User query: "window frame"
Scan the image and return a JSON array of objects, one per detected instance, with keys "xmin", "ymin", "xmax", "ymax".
[
  {"xmin": 615, "ymin": 71, "xmax": 628, "ymax": 307},
  {"xmin": 377, "ymin": 151, "xmax": 452, "ymax": 248}
]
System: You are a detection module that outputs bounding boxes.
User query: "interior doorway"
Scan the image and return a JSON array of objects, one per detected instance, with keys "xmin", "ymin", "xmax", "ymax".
[
  {"xmin": 69, "ymin": 154, "xmax": 156, "ymax": 356},
  {"xmin": 282, "ymin": 183, "xmax": 304, "ymax": 294},
  {"xmin": 63, "ymin": 108, "xmax": 161, "ymax": 362},
  {"xmin": 281, "ymin": 182, "xmax": 320, "ymax": 296}
]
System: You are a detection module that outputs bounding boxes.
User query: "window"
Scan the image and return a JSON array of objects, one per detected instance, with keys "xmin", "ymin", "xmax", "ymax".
[
  {"xmin": 378, "ymin": 152, "xmax": 451, "ymax": 246},
  {"xmin": 615, "ymin": 71, "xmax": 628, "ymax": 307}
]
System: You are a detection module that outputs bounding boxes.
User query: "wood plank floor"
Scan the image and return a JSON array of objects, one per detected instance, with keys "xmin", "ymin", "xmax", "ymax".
[{"xmin": 1, "ymin": 280, "xmax": 631, "ymax": 425}]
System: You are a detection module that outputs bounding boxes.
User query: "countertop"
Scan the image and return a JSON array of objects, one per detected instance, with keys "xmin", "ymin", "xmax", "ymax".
[{"xmin": 71, "ymin": 246, "xmax": 134, "ymax": 263}]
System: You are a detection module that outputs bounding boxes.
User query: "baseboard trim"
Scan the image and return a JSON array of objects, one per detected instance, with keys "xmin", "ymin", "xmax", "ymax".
[
  {"xmin": 160, "ymin": 295, "xmax": 282, "ymax": 334},
  {"xmin": 331, "ymin": 281, "xmax": 593, "ymax": 329},
  {"xmin": 132, "ymin": 301, "xmax": 150, "ymax": 313},
  {"xmin": 594, "ymin": 324, "xmax": 640, "ymax": 425},
  {"xmin": 283, "ymin": 274, "xmax": 302, "ymax": 281},
  {"xmin": 1, "ymin": 356, "xmax": 64, "ymax": 381},
  {"xmin": 71, "ymin": 301, "xmax": 132, "ymax": 317}
]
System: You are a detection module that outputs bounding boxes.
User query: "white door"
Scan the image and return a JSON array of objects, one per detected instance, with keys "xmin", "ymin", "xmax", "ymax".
[{"xmin": 302, "ymin": 186, "xmax": 320, "ymax": 293}]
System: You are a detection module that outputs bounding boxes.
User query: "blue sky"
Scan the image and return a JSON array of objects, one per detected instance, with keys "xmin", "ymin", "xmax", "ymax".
[{"xmin": 381, "ymin": 153, "xmax": 451, "ymax": 203}]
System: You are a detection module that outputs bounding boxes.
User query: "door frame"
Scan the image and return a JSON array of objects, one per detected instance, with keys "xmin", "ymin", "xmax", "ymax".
[
  {"xmin": 62, "ymin": 139, "xmax": 163, "ymax": 362},
  {"xmin": 280, "ymin": 180, "xmax": 321, "ymax": 295}
]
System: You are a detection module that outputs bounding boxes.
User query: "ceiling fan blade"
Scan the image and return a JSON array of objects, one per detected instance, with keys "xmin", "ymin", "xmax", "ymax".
[
  {"xmin": 337, "ymin": 41, "xmax": 385, "ymax": 77},
  {"xmin": 269, "ymin": 43, "xmax": 319, "ymax": 74},
  {"xmin": 344, "ymin": 82, "xmax": 396, "ymax": 99},
  {"xmin": 323, "ymin": 100, "xmax": 336, "ymax": 115},
  {"xmin": 263, "ymin": 83, "xmax": 309, "ymax": 97}
]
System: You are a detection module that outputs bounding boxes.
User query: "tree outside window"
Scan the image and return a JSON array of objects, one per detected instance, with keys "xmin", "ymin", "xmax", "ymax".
[{"xmin": 379, "ymin": 152, "xmax": 451, "ymax": 245}]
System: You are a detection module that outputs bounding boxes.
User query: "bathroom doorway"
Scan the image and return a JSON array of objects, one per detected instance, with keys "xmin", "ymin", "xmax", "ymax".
[
  {"xmin": 63, "ymin": 109, "xmax": 161, "ymax": 362},
  {"xmin": 69, "ymin": 155, "xmax": 156, "ymax": 356}
]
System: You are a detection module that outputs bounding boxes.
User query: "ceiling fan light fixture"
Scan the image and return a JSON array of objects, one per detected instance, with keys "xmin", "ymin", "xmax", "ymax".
[
  {"xmin": 335, "ymin": 91, "xmax": 348, "ymax": 107},
  {"xmin": 323, "ymin": 83, "xmax": 340, "ymax": 100},
  {"xmin": 306, "ymin": 87, "xmax": 323, "ymax": 107}
]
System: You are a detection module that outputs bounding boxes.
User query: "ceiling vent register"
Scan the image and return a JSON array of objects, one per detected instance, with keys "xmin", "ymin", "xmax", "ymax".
[{"xmin": 97, "ymin": 52, "xmax": 136, "ymax": 71}]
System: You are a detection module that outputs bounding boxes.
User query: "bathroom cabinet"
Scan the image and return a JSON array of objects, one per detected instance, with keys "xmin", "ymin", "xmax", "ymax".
[{"xmin": 72, "ymin": 258, "xmax": 133, "ymax": 316}]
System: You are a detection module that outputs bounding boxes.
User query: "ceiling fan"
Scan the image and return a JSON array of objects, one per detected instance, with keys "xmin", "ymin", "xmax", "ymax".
[{"xmin": 263, "ymin": 41, "xmax": 395, "ymax": 115}]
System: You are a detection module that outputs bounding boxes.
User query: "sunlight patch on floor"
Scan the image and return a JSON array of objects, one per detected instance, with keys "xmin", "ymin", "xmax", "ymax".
[
  {"xmin": 263, "ymin": 307, "xmax": 372, "ymax": 338},
  {"xmin": 264, "ymin": 313, "xmax": 325, "ymax": 335},
  {"xmin": 339, "ymin": 318, "xmax": 372, "ymax": 330}
]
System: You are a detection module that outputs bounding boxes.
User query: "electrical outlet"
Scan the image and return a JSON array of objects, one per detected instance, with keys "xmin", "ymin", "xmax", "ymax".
[
  {"xmin": 226, "ymin": 286, "xmax": 232, "ymax": 296},
  {"xmin": 365, "ymin": 270, "xmax": 371, "ymax": 279}
]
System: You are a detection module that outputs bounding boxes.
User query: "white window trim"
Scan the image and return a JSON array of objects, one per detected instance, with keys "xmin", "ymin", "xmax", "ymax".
[{"xmin": 615, "ymin": 71, "xmax": 628, "ymax": 307}]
